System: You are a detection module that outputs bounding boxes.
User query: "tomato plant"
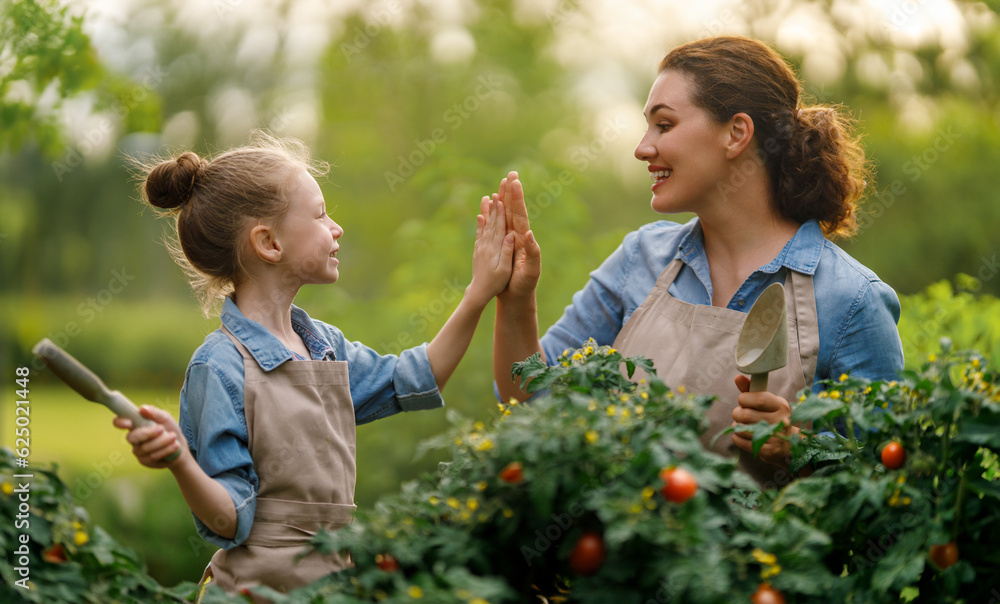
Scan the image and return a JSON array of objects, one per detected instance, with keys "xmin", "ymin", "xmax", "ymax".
[
  {"xmin": 569, "ymin": 531, "xmax": 606, "ymax": 576},
  {"xmin": 880, "ymin": 441, "xmax": 906, "ymax": 470},
  {"xmin": 659, "ymin": 466, "xmax": 698, "ymax": 503}
]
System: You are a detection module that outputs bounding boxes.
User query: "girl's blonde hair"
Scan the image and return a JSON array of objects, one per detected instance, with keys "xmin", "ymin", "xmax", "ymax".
[{"xmin": 138, "ymin": 132, "xmax": 329, "ymax": 315}]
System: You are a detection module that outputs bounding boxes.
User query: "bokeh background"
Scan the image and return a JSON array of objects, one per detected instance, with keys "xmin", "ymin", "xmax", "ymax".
[{"xmin": 2, "ymin": 0, "xmax": 999, "ymax": 586}]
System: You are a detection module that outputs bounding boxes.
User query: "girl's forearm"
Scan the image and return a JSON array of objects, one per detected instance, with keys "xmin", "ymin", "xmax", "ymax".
[
  {"xmin": 426, "ymin": 289, "xmax": 490, "ymax": 391},
  {"xmin": 170, "ymin": 455, "xmax": 238, "ymax": 540},
  {"xmin": 493, "ymin": 294, "xmax": 543, "ymax": 403}
]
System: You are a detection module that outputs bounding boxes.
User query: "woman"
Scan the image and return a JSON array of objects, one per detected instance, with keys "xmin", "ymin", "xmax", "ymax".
[{"xmin": 492, "ymin": 36, "xmax": 904, "ymax": 487}]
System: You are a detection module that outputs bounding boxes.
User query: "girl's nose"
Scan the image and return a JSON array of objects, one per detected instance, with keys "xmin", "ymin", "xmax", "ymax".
[{"xmin": 330, "ymin": 220, "xmax": 343, "ymax": 238}]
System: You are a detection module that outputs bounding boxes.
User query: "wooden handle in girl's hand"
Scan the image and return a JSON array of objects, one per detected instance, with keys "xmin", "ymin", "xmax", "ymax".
[{"xmin": 31, "ymin": 338, "xmax": 180, "ymax": 462}]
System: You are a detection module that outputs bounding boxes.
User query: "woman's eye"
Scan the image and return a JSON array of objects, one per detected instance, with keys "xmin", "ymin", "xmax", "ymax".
[{"xmin": 656, "ymin": 123, "xmax": 672, "ymax": 133}]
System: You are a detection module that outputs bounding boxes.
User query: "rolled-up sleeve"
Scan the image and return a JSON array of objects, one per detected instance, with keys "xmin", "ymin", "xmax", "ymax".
[
  {"xmin": 339, "ymin": 334, "xmax": 444, "ymax": 425},
  {"xmin": 179, "ymin": 361, "xmax": 257, "ymax": 549}
]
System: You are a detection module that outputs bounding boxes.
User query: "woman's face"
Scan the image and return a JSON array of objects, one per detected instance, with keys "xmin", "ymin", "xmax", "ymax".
[{"xmin": 634, "ymin": 69, "xmax": 732, "ymax": 215}]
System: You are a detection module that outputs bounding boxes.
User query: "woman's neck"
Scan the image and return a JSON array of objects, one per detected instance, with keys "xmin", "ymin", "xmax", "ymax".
[{"xmin": 698, "ymin": 184, "xmax": 801, "ymax": 306}]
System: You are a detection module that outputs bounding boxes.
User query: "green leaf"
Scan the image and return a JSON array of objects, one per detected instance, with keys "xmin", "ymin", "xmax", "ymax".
[{"xmin": 791, "ymin": 396, "xmax": 845, "ymax": 423}]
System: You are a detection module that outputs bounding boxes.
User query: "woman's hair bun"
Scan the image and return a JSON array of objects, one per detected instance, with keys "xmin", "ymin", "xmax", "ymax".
[{"xmin": 144, "ymin": 151, "xmax": 206, "ymax": 210}]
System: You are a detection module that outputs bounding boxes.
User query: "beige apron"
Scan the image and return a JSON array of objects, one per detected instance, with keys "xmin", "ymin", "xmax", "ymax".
[
  {"xmin": 205, "ymin": 327, "xmax": 357, "ymax": 594},
  {"xmin": 612, "ymin": 259, "xmax": 819, "ymax": 487}
]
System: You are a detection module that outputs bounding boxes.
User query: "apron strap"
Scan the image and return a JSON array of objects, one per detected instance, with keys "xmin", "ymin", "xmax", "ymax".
[
  {"xmin": 784, "ymin": 269, "xmax": 819, "ymax": 389},
  {"xmin": 653, "ymin": 258, "xmax": 685, "ymax": 290}
]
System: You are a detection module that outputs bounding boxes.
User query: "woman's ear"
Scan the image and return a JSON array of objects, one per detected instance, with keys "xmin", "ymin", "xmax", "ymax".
[
  {"xmin": 725, "ymin": 112, "xmax": 755, "ymax": 160},
  {"xmin": 249, "ymin": 223, "xmax": 282, "ymax": 264}
]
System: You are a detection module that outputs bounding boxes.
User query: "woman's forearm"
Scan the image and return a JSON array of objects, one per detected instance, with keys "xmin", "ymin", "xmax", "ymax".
[
  {"xmin": 170, "ymin": 455, "xmax": 238, "ymax": 540},
  {"xmin": 493, "ymin": 293, "xmax": 543, "ymax": 403}
]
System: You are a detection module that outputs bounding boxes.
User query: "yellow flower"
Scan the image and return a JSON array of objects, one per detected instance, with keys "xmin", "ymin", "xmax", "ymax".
[
  {"xmin": 839, "ymin": 373, "xmax": 849, "ymax": 382},
  {"xmin": 563, "ymin": 348, "xmax": 570, "ymax": 357},
  {"xmin": 476, "ymin": 439, "xmax": 494, "ymax": 452},
  {"xmin": 896, "ymin": 475, "xmax": 907, "ymax": 485},
  {"xmin": 408, "ymin": 585, "xmax": 424, "ymax": 599},
  {"xmin": 629, "ymin": 502, "xmax": 643, "ymax": 514},
  {"xmin": 798, "ymin": 394, "xmax": 806, "ymax": 402},
  {"xmin": 928, "ymin": 354, "xmax": 937, "ymax": 362},
  {"xmin": 469, "ymin": 599, "xmax": 490, "ymax": 604},
  {"xmin": 466, "ymin": 498, "xmax": 479, "ymax": 511},
  {"xmin": 818, "ymin": 391, "xmax": 828, "ymax": 398},
  {"xmin": 508, "ymin": 397, "xmax": 519, "ymax": 406},
  {"xmin": 607, "ymin": 405, "xmax": 617, "ymax": 416},
  {"xmin": 1, "ymin": 482, "xmax": 13, "ymax": 496},
  {"xmin": 446, "ymin": 498, "xmax": 460, "ymax": 509},
  {"xmin": 585, "ymin": 430, "xmax": 599, "ymax": 444},
  {"xmin": 571, "ymin": 353, "xmax": 584, "ymax": 361},
  {"xmin": 762, "ymin": 564, "xmax": 782, "ymax": 579},
  {"xmin": 476, "ymin": 481, "xmax": 487, "ymax": 491},
  {"xmin": 640, "ymin": 392, "xmax": 649, "ymax": 400},
  {"xmin": 607, "ymin": 348, "xmax": 617, "ymax": 355},
  {"xmin": 429, "ymin": 496, "xmax": 440, "ymax": 505},
  {"xmin": 72, "ymin": 521, "xmax": 82, "ymax": 530},
  {"xmin": 620, "ymin": 408, "xmax": 631, "ymax": 418},
  {"xmin": 619, "ymin": 394, "xmax": 630, "ymax": 402},
  {"xmin": 74, "ymin": 531, "xmax": 89, "ymax": 546},
  {"xmin": 751, "ymin": 548, "xmax": 777, "ymax": 565},
  {"xmin": 635, "ymin": 405, "xmax": 644, "ymax": 415},
  {"xmin": 454, "ymin": 437, "xmax": 464, "ymax": 446},
  {"xmin": 502, "ymin": 508, "xmax": 514, "ymax": 518},
  {"xmin": 972, "ymin": 358, "xmax": 981, "ymax": 368},
  {"xmin": 677, "ymin": 385, "xmax": 685, "ymax": 394},
  {"xmin": 584, "ymin": 346, "xmax": 594, "ymax": 355},
  {"xmin": 587, "ymin": 400, "xmax": 597, "ymax": 412},
  {"xmin": 830, "ymin": 390, "xmax": 841, "ymax": 399},
  {"xmin": 473, "ymin": 421, "xmax": 485, "ymax": 431},
  {"xmin": 641, "ymin": 487, "xmax": 655, "ymax": 500}
]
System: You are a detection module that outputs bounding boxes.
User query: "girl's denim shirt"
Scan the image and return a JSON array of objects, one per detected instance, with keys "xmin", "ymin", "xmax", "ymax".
[
  {"xmin": 540, "ymin": 218, "xmax": 905, "ymax": 387},
  {"xmin": 178, "ymin": 297, "xmax": 443, "ymax": 549}
]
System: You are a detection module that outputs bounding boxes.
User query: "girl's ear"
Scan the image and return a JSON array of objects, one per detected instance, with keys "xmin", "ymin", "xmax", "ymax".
[
  {"xmin": 249, "ymin": 223, "xmax": 282, "ymax": 264},
  {"xmin": 724, "ymin": 112, "xmax": 755, "ymax": 160}
]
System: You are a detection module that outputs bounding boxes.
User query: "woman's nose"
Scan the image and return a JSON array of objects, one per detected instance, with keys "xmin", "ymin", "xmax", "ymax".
[{"xmin": 634, "ymin": 132, "xmax": 655, "ymax": 161}]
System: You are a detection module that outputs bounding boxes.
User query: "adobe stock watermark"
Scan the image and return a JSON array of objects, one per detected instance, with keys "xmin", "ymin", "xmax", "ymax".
[
  {"xmin": 51, "ymin": 66, "xmax": 167, "ymax": 182},
  {"xmin": 384, "ymin": 74, "xmax": 504, "ymax": 192},
  {"xmin": 878, "ymin": 0, "xmax": 934, "ymax": 33},
  {"xmin": 379, "ymin": 278, "xmax": 466, "ymax": 356},
  {"xmin": 524, "ymin": 115, "xmax": 627, "ymax": 219},
  {"xmin": 856, "ymin": 125, "xmax": 960, "ymax": 234},
  {"xmin": 340, "ymin": 1, "xmax": 402, "ymax": 62},
  {"xmin": 29, "ymin": 268, "xmax": 136, "ymax": 372}
]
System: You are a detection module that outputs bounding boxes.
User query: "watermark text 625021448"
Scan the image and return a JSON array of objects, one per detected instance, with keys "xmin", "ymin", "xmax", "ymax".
[{"xmin": 11, "ymin": 366, "xmax": 35, "ymax": 590}]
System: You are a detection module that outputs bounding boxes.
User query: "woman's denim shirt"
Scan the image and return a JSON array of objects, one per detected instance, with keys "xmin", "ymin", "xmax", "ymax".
[
  {"xmin": 178, "ymin": 296, "xmax": 443, "ymax": 549},
  {"xmin": 540, "ymin": 218, "xmax": 905, "ymax": 386}
]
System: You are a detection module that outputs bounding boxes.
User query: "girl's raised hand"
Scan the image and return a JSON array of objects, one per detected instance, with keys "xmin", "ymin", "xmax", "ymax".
[
  {"xmin": 467, "ymin": 195, "xmax": 515, "ymax": 308},
  {"xmin": 113, "ymin": 405, "xmax": 189, "ymax": 470}
]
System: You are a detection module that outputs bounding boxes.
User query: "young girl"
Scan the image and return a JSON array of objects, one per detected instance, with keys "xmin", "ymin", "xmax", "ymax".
[{"xmin": 115, "ymin": 133, "xmax": 514, "ymax": 594}]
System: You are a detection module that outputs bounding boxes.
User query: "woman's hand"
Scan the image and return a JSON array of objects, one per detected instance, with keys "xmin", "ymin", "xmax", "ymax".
[
  {"xmin": 113, "ymin": 405, "xmax": 189, "ymax": 470},
  {"xmin": 730, "ymin": 375, "xmax": 797, "ymax": 469},
  {"xmin": 494, "ymin": 171, "xmax": 540, "ymax": 303},
  {"xmin": 467, "ymin": 195, "xmax": 515, "ymax": 308}
]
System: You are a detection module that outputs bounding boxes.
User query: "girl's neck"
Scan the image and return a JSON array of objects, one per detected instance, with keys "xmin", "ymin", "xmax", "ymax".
[{"xmin": 232, "ymin": 279, "xmax": 303, "ymax": 352}]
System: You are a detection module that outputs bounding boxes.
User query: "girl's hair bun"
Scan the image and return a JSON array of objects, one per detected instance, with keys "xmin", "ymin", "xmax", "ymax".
[{"xmin": 144, "ymin": 151, "xmax": 206, "ymax": 210}]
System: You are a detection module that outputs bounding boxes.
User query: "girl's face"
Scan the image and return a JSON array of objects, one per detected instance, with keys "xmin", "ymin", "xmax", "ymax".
[
  {"xmin": 634, "ymin": 69, "xmax": 732, "ymax": 215},
  {"xmin": 274, "ymin": 169, "xmax": 343, "ymax": 285}
]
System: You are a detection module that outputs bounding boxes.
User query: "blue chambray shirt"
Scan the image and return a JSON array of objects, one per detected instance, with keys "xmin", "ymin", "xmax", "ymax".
[
  {"xmin": 178, "ymin": 296, "xmax": 443, "ymax": 550},
  {"xmin": 540, "ymin": 218, "xmax": 904, "ymax": 388}
]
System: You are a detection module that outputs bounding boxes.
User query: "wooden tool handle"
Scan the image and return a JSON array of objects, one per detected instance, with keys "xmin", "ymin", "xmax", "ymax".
[{"xmin": 32, "ymin": 338, "xmax": 180, "ymax": 462}]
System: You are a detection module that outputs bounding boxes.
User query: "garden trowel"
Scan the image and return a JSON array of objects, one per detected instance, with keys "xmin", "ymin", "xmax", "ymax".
[
  {"xmin": 32, "ymin": 338, "xmax": 180, "ymax": 462},
  {"xmin": 734, "ymin": 282, "xmax": 788, "ymax": 392}
]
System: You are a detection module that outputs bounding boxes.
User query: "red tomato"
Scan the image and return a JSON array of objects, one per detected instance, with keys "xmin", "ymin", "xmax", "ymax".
[
  {"xmin": 569, "ymin": 531, "xmax": 606, "ymax": 576},
  {"xmin": 929, "ymin": 541, "xmax": 959, "ymax": 570},
  {"xmin": 881, "ymin": 441, "xmax": 906, "ymax": 470},
  {"xmin": 751, "ymin": 583, "xmax": 786, "ymax": 604},
  {"xmin": 659, "ymin": 467, "xmax": 698, "ymax": 503},
  {"xmin": 42, "ymin": 543, "xmax": 67, "ymax": 564},
  {"xmin": 376, "ymin": 553, "xmax": 400, "ymax": 572},
  {"xmin": 499, "ymin": 461, "xmax": 524, "ymax": 484}
]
